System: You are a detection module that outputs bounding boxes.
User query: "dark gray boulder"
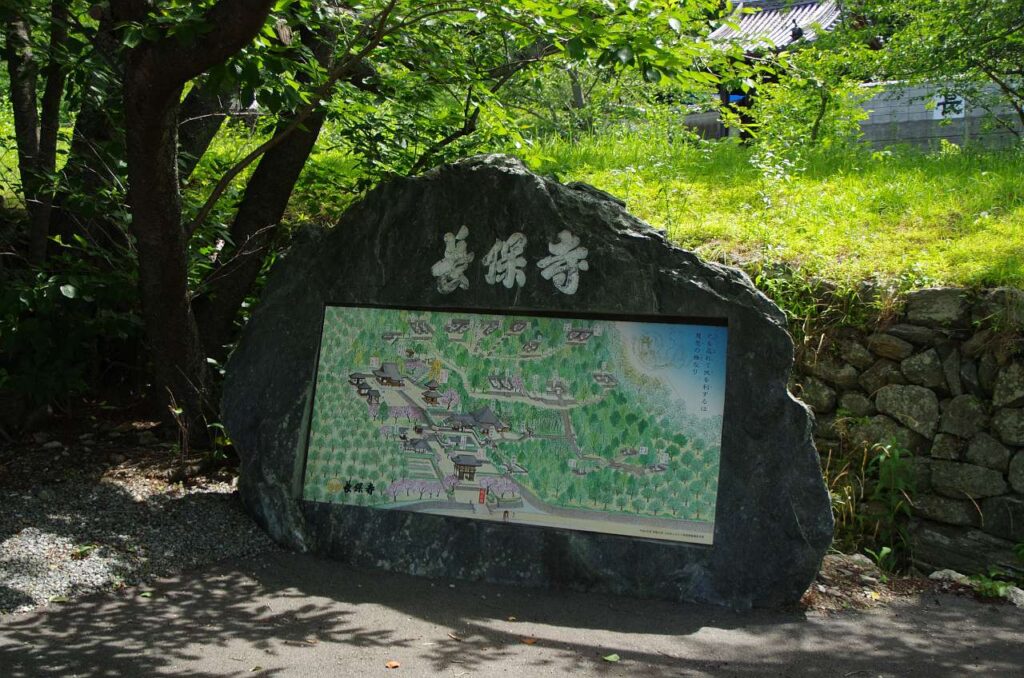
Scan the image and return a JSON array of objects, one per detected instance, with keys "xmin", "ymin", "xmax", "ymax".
[
  {"xmin": 900, "ymin": 349, "xmax": 946, "ymax": 390},
  {"xmin": 931, "ymin": 461, "xmax": 1007, "ymax": 499},
  {"xmin": 992, "ymin": 408, "xmax": 1024, "ymax": 446},
  {"xmin": 797, "ymin": 376, "xmax": 836, "ymax": 414},
  {"xmin": 875, "ymin": 384, "xmax": 940, "ymax": 438},
  {"xmin": 993, "ymin": 362, "xmax": 1024, "ymax": 408},
  {"xmin": 905, "ymin": 288, "xmax": 971, "ymax": 328},
  {"xmin": 911, "ymin": 519, "xmax": 1020, "ymax": 575},
  {"xmin": 965, "ymin": 433, "xmax": 1011, "ymax": 472},
  {"xmin": 981, "ymin": 497, "xmax": 1024, "ymax": 542},
  {"xmin": 222, "ymin": 155, "xmax": 832, "ymax": 609},
  {"xmin": 940, "ymin": 395, "xmax": 989, "ymax": 438}
]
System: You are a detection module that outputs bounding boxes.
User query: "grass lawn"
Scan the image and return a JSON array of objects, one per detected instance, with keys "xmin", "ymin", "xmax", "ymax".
[
  {"xmin": 527, "ymin": 130, "xmax": 1024, "ymax": 288},
  {"xmin": 3, "ymin": 110, "xmax": 1022, "ymax": 287}
]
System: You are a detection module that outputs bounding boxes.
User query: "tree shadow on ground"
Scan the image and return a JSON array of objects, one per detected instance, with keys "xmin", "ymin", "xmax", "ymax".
[
  {"xmin": 1, "ymin": 551, "xmax": 1021, "ymax": 677},
  {"xmin": 0, "ymin": 478, "xmax": 274, "ymax": 613}
]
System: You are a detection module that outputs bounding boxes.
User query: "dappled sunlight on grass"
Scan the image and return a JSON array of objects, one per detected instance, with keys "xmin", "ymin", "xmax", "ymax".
[{"xmin": 528, "ymin": 132, "xmax": 1024, "ymax": 286}]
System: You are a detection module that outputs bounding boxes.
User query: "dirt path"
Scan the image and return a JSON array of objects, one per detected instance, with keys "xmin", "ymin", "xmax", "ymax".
[{"xmin": 1, "ymin": 551, "xmax": 1020, "ymax": 677}]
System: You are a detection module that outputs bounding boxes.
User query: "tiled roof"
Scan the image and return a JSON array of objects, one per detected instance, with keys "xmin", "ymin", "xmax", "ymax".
[{"xmin": 709, "ymin": 1, "xmax": 841, "ymax": 51}]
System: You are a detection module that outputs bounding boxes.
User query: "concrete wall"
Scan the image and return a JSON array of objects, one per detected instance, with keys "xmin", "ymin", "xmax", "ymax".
[
  {"xmin": 860, "ymin": 83, "xmax": 1022, "ymax": 150},
  {"xmin": 682, "ymin": 83, "xmax": 1023, "ymax": 149}
]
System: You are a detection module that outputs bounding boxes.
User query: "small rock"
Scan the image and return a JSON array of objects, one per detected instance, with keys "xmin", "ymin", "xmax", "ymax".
[
  {"xmin": 797, "ymin": 377, "xmax": 836, "ymax": 414},
  {"xmin": 847, "ymin": 415, "xmax": 928, "ymax": 455},
  {"xmin": 978, "ymin": 353, "xmax": 999, "ymax": 396},
  {"xmin": 859, "ymin": 574, "xmax": 878, "ymax": 585},
  {"xmin": 1005, "ymin": 586, "xmax": 1024, "ymax": 609},
  {"xmin": 804, "ymin": 356, "xmax": 860, "ymax": 389},
  {"xmin": 930, "ymin": 433, "xmax": 963, "ymax": 460},
  {"xmin": 885, "ymin": 323, "xmax": 937, "ymax": 345},
  {"xmin": 35, "ymin": 487, "xmax": 56, "ymax": 502},
  {"xmin": 942, "ymin": 348, "xmax": 963, "ymax": 397},
  {"xmin": 41, "ymin": 440, "xmax": 63, "ymax": 450},
  {"xmin": 1009, "ymin": 451, "xmax": 1024, "ymax": 494},
  {"xmin": 110, "ymin": 453, "xmax": 127, "ymax": 463},
  {"xmin": 913, "ymin": 494, "xmax": 979, "ymax": 526},
  {"xmin": 905, "ymin": 288, "xmax": 971, "ymax": 328},
  {"xmin": 979, "ymin": 496, "xmax": 1024, "ymax": 542},
  {"xmin": 959, "ymin": 360, "xmax": 983, "ymax": 398},
  {"xmin": 911, "ymin": 457, "xmax": 933, "ymax": 493},
  {"xmin": 901, "ymin": 349, "xmax": 947, "ymax": 390},
  {"xmin": 992, "ymin": 408, "xmax": 1024, "ymax": 446},
  {"xmin": 108, "ymin": 431, "xmax": 121, "ymax": 439},
  {"xmin": 813, "ymin": 414, "xmax": 839, "ymax": 439},
  {"xmin": 931, "ymin": 460, "xmax": 1007, "ymax": 499},
  {"xmin": 875, "ymin": 384, "xmax": 940, "ymax": 438},
  {"xmin": 859, "ymin": 359, "xmax": 907, "ymax": 395},
  {"xmin": 867, "ymin": 333, "xmax": 914, "ymax": 360},
  {"xmin": 961, "ymin": 329, "xmax": 993, "ymax": 358},
  {"xmin": 838, "ymin": 392, "xmax": 874, "ymax": 417},
  {"xmin": 965, "ymin": 433, "xmax": 1011, "ymax": 472},
  {"xmin": 993, "ymin": 363, "xmax": 1024, "ymax": 408},
  {"xmin": 928, "ymin": 569, "xmax": 970, "ymax": 585},
  {"xmin": 939, "ymin": 395, "xmax": 989, "ymax": 438},
  {"xmin": 32, "ymin": 432, "xmax": 51, "ymax": 444},
  {"xmin": 838, "ymin": 340, "xmax": 875, "ymax": 370},
  {"xmin": 847, "ymin": 553, "xmax": 875, "ymax": 569},
  {"xmin": 972, "ymin": 287, "xmax": 1024, "ymax": 329}
]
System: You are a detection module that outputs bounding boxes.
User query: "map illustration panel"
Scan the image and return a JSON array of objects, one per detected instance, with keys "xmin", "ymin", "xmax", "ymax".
[{"xmin": 302, "ymin": 305, "xmax": 728, "ymax": 544}]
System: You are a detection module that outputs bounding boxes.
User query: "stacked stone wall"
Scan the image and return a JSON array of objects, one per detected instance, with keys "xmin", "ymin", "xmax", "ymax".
[{"xmin": 793, "ymin": 287, "xmax": 1024, "ymax": 574}]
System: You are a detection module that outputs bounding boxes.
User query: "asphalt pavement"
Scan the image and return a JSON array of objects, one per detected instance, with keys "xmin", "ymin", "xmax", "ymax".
[{"xmin": 1, "ymin": 551, "xmax": 1021, "ymax": 677}]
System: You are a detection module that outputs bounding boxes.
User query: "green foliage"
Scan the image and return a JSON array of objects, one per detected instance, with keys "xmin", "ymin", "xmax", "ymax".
[
  {"xmin": 864, "ymin": 545, "xmax": 895, "ymax": 574},
  {"xmin": 751, "ymin": 263, "xmax": 872, "ymax": 342},
  {"xmin": 747, "ymin": 47, "xmax": 876, "ymax": 176},
  {"xmin": 867, "ymin": 443, "xmax": 915, "ymax": 535},
  {"xmin": 969, "ymin": 568, "xmax": 1019, "ymax": 599},
  {"xmin": 823, "ymin": 439, "xmax": 916, "ymax": 572},
  {"xmin": 0, "ymin": 238, "xmax": 141, "ymax": 407}
]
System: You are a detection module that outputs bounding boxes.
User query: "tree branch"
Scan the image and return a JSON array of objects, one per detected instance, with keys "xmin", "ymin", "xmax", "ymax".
[
  {"xmin": 185, "ymin": 0, "xmax": 400, "ymax": 236},
  {"xmin": 112, "ymin": 0, "xmax": 277, "ymax": 99}
]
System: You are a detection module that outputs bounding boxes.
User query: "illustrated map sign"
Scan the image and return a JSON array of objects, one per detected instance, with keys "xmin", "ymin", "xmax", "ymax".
[{"xmin": 302, "ymin": 304, "xmax": 728, "ymax": 545}]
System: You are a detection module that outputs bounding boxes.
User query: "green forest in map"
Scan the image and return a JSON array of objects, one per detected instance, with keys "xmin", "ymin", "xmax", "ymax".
[{"xmin": 302, "ymin": 305, "xmax": 727, "ymax": 544}]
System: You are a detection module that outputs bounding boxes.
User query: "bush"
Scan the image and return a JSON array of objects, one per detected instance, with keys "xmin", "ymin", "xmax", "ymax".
[{"xmin": 0, "ymin": 238, "xmax": 141, "ymax": 416}]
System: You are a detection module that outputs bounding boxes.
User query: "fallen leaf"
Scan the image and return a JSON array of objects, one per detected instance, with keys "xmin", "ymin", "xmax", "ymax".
[
  {"xmin": 447, "ymin": 632, "xmax": 464, "ymax": 642},
  {"xmin": 520, "ymin": 637, "xmax": 538, "ymax": 645},
  {"xmin": 385, "ymin": 660, "xmax": 401, "ymax": 669},
  {"xmin": 602, "ymin": 653, "xmax": 621, "ymax": 662},
  {"xmin": 139, "ymin": 591, "xmax": 153, "ymax": 598},
  {"xmin": 249, "ymin": 667, "xmax": 262, "ymax": 673},
  {"xmin": 507, "ymin": 616, "xmax": 517, "ymax": 621},
  {"xmin": 48, "ymin": 595, "xmax": 69, "ymax": 604}
]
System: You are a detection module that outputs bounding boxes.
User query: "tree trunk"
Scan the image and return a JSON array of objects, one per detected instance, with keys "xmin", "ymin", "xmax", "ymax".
[
  {"xmin": 193, "ymin": 22, "xmax": 337, "ymax": 358},
  {"xmin": 114, "ymin": 0, "xmax": 275, "ymax": 431},
  {"xmin": 33, "ymin": 1, "xmax": 69, "ymax": 260},
  {"xmin": 178, "ymin": 78, "xmax": 238, "ymax": 181},
  {"xmin": 4, "ymin": 13, "xmax": 45, "ymax": 263},
  {"xmin": 50, "ymin": 11, "xmax": 127, "ymax": 252},
  {"xmin": 123, "ymin": 62, "xmax": 211, "ymax": 433},
  {"xmin": 193, "ymin": 106, "xmax": 328, "ymax": 358}
]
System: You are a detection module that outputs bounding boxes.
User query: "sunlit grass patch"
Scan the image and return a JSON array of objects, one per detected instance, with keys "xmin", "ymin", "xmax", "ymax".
[{"xmin": 528, "ymin": 131, "xmax": 1024, "ymax": 287}]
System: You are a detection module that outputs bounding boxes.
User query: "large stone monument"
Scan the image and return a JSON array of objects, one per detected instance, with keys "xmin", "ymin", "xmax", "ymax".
[{"xmin": 223, "ymin": 155, "xmax": 832, "ymax": 608}]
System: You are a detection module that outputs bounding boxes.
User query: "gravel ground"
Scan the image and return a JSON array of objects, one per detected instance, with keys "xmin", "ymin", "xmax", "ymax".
[
  {"xmin": 1, "ymin": 423, "xmax": 1013, "ymax": 619},
  {"xmin": 1, "ymin": 433, "xmax": 277, "ymax": 615}
]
